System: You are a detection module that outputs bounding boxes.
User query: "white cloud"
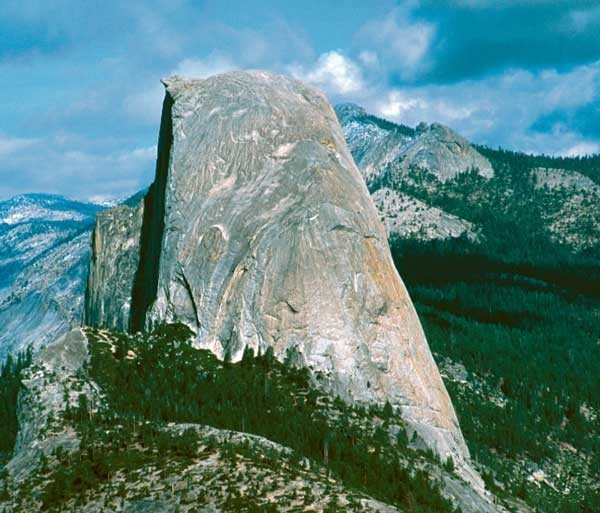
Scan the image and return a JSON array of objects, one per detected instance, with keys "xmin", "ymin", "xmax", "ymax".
[
  {"xmin": 560, "ymin": 142, "xmax": 600, "ymax": 157},
  {"xmin": 568, "ymin": 5, "xmax": 600, "ymax": 33},
  {"xmin": 358, "ymin": 50, "xmax": 379, "ymax": 68},
  {"xmin": 358, "ymin": 60, "xmax": 600, "ymax": 156},
  {"xmin": 0, "ymin": 135, "xmax": 157, "ymax": 202},
  {"xmin": 378, "ymin": 92, "xmax": 428, "ymax": 118},
  {"xmin": 290, "ymin": 51, "xmax": 364, "ymax": 96},
  {"xmin": 356, "ymin": 7, "xmax": 435, "ymax": 80}
]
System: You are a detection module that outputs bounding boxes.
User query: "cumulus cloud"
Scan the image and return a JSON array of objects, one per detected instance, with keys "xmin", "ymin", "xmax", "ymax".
[
  {"xmin": 358, "ymin": 50, "xmax": 379, "ymax": 68},
  {"xmin": 2, "ymin": 0, "xmax": 600, "ymax": 202},
  {"xmin": 378, "ymin": 92, "xmax": 428, "ymax": 119},
  {"xmin": 410, "ymin": 1, "xmax": 600, "ymax": 82},
  {"xmin": 560, "ymin": 142, "xmax": 600, "ymax": 157},
  {"xmin": 289, "ymin": 51, "xmax": 364, "ymax": 96}
]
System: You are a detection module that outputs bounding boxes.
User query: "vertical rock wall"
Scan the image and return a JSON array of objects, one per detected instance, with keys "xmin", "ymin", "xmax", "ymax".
[
  {"xmin": 85, "ymin": 200, "xmax": 144, "ymax": 331},
  {"xmin": 84, "ymin": 71, "xmax": 471, "ymax": 469}
]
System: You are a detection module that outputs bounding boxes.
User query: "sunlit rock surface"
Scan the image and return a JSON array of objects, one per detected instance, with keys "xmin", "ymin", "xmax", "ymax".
[
  {"xmin": 85, "ymin": 71, "xmax": 471, "ymax": 469},
  {"xmin": 0, "ymin": 194, "xmax": 102, "ymax": 360},
  {"xmin": 336, "ymin": 103, "xmax": 493, "ymax": 187},
  {"xmin": 372, "ymin": 187, "xmax": 476, "ymax": 241}
]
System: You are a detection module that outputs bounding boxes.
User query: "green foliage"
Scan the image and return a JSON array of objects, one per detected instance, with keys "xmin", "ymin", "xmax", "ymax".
[
  {"xmin": 62, "ymin": 324, "xmax": 459, "ymax": 513},
  {"xmin": 378, "ymin": 144, "xmax": 599, "ymax": 268},
  {"xmin": 0, "ymin": 348, "xmax": 32, "ymax": 463},
  {"xmin": 367, "ymin": 141, "xmax": 600, "ymax": 511},
  {"xmin": 39, "ymin": 423, "xmax": 199, "ymax": 509},
  {"xmin": 476, "ymin": 145, "xmax": 600, "ymax": 185},
  {"xmin": 391, "ymin": 237, "xmax": 600, "ymax": 512}
]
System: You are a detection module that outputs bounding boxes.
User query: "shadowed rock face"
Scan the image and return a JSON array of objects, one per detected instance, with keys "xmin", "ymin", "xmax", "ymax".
[
  {"xmin": 85, "ymin": 71, "xmax": 470, "ymax": 467},
  {"xmin": 85, "ymin": 200, "xmax": 144, "ymax": 331}
]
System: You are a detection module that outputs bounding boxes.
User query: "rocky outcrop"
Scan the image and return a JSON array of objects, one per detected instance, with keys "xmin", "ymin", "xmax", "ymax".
[
  {"xmin": 85, "ymin": 71, "xmax": 472, "ymax": 471},
  {"xmin": 85, "ymin": 199, "xmax": 144, "ymax": 331},
  {"xmin": 7, "ymin": 329, "xmax": 100, "ymax": 483},
  {"xmin": 402, "ymin": 122, "xmax": 494, "ymax": 182},
  {"xmin": 533, "ymin": 167, "xmax": 599, "ymax": 193},
  {"xmin": 533, "ymin": 167, "xmax": 600, "ymax": 251},
  {"xmin": 336, "ymin": 104, "xmax": 493, "ymax": 188},
  {"xmin": 2, "ymin": 329, "xmax": 402, "ymax": 513},
  {"xmin": 373, "ymin": 188, "xmax": 476, "ymax": 241}
]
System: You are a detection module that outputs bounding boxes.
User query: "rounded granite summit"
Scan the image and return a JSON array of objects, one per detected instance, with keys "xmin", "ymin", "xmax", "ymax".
[{"xmin": 86, "ymin": 70, "xmax": 473, "ymax": 473}]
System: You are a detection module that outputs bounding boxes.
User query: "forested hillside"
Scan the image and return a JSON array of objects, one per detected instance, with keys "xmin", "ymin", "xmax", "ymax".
[
  {"xmin": 337, "ymin": 104, "xmax": 600, "ymax": 512},
  {"xmin": 391, "ymin": 235, "xmax": 599, "ymax": 512},
  {"xmin": 7, "ymin": 325, "xmax": 467, "ymax": 512}
]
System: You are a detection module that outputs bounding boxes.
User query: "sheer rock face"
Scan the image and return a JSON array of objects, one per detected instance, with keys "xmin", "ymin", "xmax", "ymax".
[
  {"xmin": 85, "ymin": 71, "xmax": 470, "ymax": 466},
  {"xmin": 85, "ymin": 200, "xmax": 144, "ymax": 331}
]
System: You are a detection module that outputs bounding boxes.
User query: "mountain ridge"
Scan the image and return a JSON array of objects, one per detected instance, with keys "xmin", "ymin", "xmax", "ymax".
[{"xmin": 1, "ymin": 83, "xmax": 598, "ymax": 513}]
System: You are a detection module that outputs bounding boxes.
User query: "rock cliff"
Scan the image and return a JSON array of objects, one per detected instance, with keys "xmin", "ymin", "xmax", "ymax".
[
  {"xmin": 7, "ymin": 329, "xmax": 99, "ymax": 484},
  {"xmin": 85, "ymin": 71, "xmax": 470, "ymax": 468},
  {"xmin": 85, "ymin": 199, "xmax": 144, "ymax": 331},
  {"xmin": 372, "ymin": 187, "xmax": 476, "ymax": 241}
]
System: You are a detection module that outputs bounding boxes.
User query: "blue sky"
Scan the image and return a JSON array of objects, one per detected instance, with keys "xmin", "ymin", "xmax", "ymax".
[{"xmin": 1, "ymin": 0, "xmax": 600, "ymax": 202}]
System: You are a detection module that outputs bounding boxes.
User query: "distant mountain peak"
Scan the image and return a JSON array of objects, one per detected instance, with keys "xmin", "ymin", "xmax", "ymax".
[
  {"xmin": 334, "ymin": 103, "xmax": 415, "ymax": 137},
  {"xmin": 338, "ymin": 105, "xmax": 493, "ymax": 185},
  {"xmin": 0, "ymin": 193, "xmax": 102, "ymax": 226}
]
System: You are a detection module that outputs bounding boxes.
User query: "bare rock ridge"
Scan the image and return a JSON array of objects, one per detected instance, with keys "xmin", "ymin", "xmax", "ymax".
[
  {"xmin": 336, "ymin": 102, "xmax": 494, "ymax": 187},
  {"xmin": 85, "ymin": 71, "xmax": 470, "ymax": 468}
]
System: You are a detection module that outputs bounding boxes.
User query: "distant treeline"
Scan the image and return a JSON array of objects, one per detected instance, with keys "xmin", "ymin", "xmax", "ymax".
[
  {"xmin": 391, "ymin": 236, "xmax": 600, "ymax": 298},
  {"xmin": 476, "ymin": 145, "xmax": 600, "ymax": 184},
  {"xmin": 391, "ymin": 236, "xmax": 600, "ymax": 512}
]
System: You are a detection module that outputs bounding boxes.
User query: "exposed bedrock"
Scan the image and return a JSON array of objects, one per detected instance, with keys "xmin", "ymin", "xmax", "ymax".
[{"xmin": 84, "ymin": 71, "xmax": 474, "ymax": 474}]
